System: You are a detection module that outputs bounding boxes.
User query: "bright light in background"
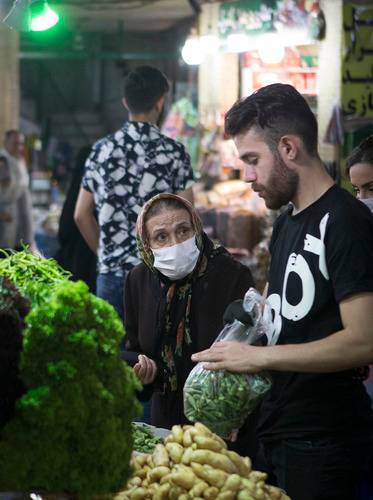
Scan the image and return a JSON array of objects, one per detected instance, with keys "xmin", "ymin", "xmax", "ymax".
[
  {"xmin": 200, "ymin": 33, "xmax": 220, "ymax": 55},
  {"xmin": 30, "ymin": 0, "xmax": 59, "ymax": 31},
  {"xmin": 257, "ymin": 31, "xmax": 285, "ymax": 64},
  {"xmin": 280, "ymin": 27, "xmax": 312, "ymax": 47},
  {"xmin": 181, "ymin": 37, "xmax": 204, "ymax": 65},
  {"xmin": 225, "ymin": 33, "xmax": 251, "ymax": 53}
]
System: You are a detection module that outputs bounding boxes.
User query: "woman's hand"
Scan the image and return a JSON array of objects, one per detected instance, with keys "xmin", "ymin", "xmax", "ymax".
[{"xmin": 134, "ymin": 354, "xmax": 158, "ymax": 385}]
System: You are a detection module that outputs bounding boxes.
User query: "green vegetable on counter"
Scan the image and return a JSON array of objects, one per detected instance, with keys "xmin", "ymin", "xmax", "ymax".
[
  {"xmin": 0, "ymin": 248, "xmax": 71, "ymax": 305},
  {"xmin": 0, "ymin": 279, "xmax": 142, "ymax": 499},
  {"xmin": 184, "ymin": 369, "xmax": 271, "ymax": 438},
  {"xmin": 132, "ymin": 423, "xmax": 163, "ymax": 453}
]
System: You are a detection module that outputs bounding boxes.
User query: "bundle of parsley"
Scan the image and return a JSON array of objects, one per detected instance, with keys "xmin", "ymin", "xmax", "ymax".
[{"xmin": 0, "ymin": 251, "xmax": 141, "ymax": 498}]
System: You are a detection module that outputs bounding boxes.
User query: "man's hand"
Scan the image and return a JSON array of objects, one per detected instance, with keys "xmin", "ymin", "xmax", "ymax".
[
  {"xmin": 191, "ymin": 341, "xmax": 264, "ymax": 373},
  {"xmin": 192, "ymin": 293, "xmax": 373, "ymax": 375},
  {"xmin": 134, "ymin": 354, "xmax": 158, "ymax": 384}
]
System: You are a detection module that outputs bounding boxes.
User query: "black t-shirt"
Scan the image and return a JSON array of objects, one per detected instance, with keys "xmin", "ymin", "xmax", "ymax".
[{"xmin": 258, "ymin": 185, "xmax": 373, "ymax": 442}]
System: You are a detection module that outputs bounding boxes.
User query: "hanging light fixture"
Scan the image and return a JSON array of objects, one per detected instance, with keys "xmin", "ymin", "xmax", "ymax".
[
  {"xmin": 257, "ymin": 13, "xmax": 284, "ymax": 65},
  {"xmin": 200, "ymin": 32, "xmax": 219, "ymax": 55},
  {"xmin": 181, "ymin": 29, "xmax": 204, "ymax": 65},
  {"xmin": 29, "ymin": 0, "xmax": 59, "ymax": 31},
  {"xmin": 225, "ymin": 32, "xmax": 252, "ymax": 53},
  {"xmin": 224, "ymin": 8, "xmax": 253, "ymax": 54}
]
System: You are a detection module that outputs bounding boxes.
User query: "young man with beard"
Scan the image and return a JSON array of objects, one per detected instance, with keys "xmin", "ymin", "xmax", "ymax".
[{"xmin": 192, "ymin": 84, "xmax": 373, "ymax": 500}]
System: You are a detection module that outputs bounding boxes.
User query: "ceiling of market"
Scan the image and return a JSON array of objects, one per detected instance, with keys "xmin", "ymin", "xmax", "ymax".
[{"xmin": 52, "ymin": 0, "xmax": 206, "ymax": 33}]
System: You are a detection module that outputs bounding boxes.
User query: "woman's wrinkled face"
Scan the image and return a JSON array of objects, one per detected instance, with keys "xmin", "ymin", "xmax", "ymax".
[
  {"xmin": 146, "ymin": 208, "xmax": 195, "ymax": 249},
  {"xmin": 350, "ymin": 162, "xmax": 373, "ymax": 199}
]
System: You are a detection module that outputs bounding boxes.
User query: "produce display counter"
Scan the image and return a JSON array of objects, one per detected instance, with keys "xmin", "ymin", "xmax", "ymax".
[{"xmin": 118, "ymin": 422, "xmax": 290, "ymax": 500}]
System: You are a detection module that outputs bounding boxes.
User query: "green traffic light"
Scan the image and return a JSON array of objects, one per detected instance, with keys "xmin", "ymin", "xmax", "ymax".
[{"xmin": 30, "ymin": 1, "xmax": 59, "ymax": 31}]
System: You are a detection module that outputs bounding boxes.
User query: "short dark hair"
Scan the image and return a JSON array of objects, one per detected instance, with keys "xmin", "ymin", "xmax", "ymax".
[
  {"xmin": 123, "ymin": 66, "xmax": 169, "ymax": 114},
  {"xmin": 346, "ymin": 135, "xmax": 373, "ymax": 175},
  {"xmin": 225, "ymin": 83, "xmax": 319, "ymax": 157}
]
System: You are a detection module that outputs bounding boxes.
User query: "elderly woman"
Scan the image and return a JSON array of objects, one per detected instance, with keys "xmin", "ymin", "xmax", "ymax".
[{"xmin": 123, "ymin": 193, "xmax": 254, "ymax": 429}]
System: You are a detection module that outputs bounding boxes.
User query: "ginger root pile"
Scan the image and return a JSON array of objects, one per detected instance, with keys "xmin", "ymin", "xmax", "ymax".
[{"xmin": 116, "ymin": 422, "xmax": 290, "ymax": 500}]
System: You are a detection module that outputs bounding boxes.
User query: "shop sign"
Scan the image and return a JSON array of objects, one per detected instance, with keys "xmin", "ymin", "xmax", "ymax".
[
  {"xmin": 342, "ymin": 4, "xmax": 373, "ymax": 119},
  {"xmin": 218, "ymin": 0, "xmax": 311, "ymax": 38},
  {"xmin": 241, "ymin": 49, "xmax": 317, "ymax": 98},
  {"xmin": 219, "ymin": 0, "xmax": 275, "ymax": 37}
]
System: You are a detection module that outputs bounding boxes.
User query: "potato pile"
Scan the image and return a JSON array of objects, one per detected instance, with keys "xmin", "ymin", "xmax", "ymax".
[{"xmin": 116, "ymin": 423, "xmax": 290, "ymax": 500}]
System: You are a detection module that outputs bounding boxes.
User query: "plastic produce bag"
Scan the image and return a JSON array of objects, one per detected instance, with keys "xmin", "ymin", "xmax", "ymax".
[{"xmin": 183, "ymin": 288, "xmax": 272, "ymax": 438}]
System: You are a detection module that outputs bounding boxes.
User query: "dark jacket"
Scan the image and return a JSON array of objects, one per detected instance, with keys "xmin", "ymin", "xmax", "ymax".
[
  {"xmin": 54, "ymin": 147, "xmax": 96, "ymax": 292},
  {"xmin": 123, "ymin": 252, "xmax": 254, "ymax": 429}
]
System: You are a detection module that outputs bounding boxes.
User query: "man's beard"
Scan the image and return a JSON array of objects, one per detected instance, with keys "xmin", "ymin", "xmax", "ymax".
[{"xmin": 253, "ymin": 153, "xmax": 299, "ymax": 210}]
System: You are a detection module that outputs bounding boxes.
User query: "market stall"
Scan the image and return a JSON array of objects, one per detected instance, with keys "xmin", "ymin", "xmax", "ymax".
[{"xmin": 0, "ymin": 249, "xmax": 290, "ymax": 500}]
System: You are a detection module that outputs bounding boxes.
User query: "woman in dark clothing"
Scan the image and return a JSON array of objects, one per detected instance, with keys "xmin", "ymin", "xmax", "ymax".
[
  {"xmin": 123, "ymin": 193, "xmax": 255, "ymax": 431},
  {"xmin": 54, "ymin": 146, "xmax": 96, "ymax": 292}
]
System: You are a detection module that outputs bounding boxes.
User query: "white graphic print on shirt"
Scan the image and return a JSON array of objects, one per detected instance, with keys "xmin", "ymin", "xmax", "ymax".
[{"xmin": 265, "ymin": 212, "xmax": 330, "ymax": 346}]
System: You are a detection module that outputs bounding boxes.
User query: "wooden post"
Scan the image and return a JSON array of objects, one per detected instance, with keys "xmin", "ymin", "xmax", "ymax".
[{"xmin": 0, "ymin": 24, "xmax": 19, "ymax": 147}]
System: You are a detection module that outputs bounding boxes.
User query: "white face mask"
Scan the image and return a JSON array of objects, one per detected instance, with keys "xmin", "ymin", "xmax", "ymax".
[
  {"xmin": 152, "ymin": 236, "xmax": 200, "ymax": 281},
  {"xmin": 360, "ymin": 197, "xmax": 373, "ymax": 214}
]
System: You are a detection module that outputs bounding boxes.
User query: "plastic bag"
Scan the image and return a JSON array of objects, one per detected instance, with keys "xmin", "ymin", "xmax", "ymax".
[{"xmin": 183, "ymin": 288, "xmax": 272, "ymax": 438}]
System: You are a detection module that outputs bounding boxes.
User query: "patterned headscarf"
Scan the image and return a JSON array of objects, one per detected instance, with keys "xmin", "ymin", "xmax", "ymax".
[
  {"xmin": 136, "ymin": 193, "xmax": 204, "ymax": 268},
  {"xmin": 136, "ymin": 193, "xmax": 225, "ymax": 392}
]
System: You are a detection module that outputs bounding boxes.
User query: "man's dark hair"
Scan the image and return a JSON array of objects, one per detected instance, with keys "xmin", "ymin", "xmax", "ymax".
[
  {"xmin": 123, "ymin": 66, "xmax": 169, "ymax": 114},
  {"xmin": 225, "ymin": 83, "xmax": 319, "ymax": 157},
  {"xmin": 346, "ymin": 135, "xmax": 373, "ymax": 175}
]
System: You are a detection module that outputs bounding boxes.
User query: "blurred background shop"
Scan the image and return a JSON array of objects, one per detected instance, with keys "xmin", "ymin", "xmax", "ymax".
[{"xmin": 0, "ymin": 0, "xmax": 372, "ymax": 289}]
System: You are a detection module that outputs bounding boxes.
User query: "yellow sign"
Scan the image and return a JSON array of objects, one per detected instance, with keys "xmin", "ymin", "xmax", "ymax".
[{"xmin": 342, "ymin": 4, "xmax": 373, "ymax": 118}]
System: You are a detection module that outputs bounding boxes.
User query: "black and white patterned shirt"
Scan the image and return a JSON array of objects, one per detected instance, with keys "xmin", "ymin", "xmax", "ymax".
[{"xmin": 82, "ymin": 121, "xmax": 195, "ymax": 276}]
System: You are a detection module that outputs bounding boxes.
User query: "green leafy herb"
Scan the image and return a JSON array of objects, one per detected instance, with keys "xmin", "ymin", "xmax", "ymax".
[
  {"xmin": 0, "ymin": 248, "xmax": 71, "ymax": 305},
  {"xmin": 132, "ymin": 423, "xmax": 163, "ymax": 453},
  {"xmin": 0, "ymin": 280, "xmax": 142, "ymax": 499}
]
